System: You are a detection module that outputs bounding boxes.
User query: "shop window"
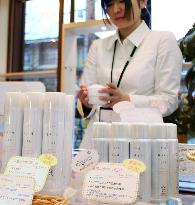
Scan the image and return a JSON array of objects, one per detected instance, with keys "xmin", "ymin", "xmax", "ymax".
[
  {"xmin": 22, "ymin": 0, "xmax": 60, "ymax": 91},
  {"xmin": 24, "ymin": 46, "xmax": 33, "ymax": 70},
  {"xmin": 39, "ymin": 42, "xmax": 58, "ymax": 68},
  {"xmin": 63, "ymin": 0, "xmax": 71, "ymax": 23},
  {"xmin": 74, "ymin": 0, "xmax": 87, "ymax": 22},
  {"xmin": 24, "ymin": 0, "xmax": 59, "ymax": 72}
]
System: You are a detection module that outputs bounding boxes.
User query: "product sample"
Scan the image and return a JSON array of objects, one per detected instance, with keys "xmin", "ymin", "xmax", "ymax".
[
  {"xmin": 109, "ymin": 122, "xmax": 130, "ymax": 163},
  {"xmin": 130, "ymin": 123, "xmax": 151, "ymax": 202},
  {"xmin": 92, "ymin": 122, "xmax": 178, "ymax": 203},
  {"xmin": 22, "ymin": 92, "xmax": 44, "ymax": 157},
  {"xmin": 42, "ymin": 92, "xmax": 72, "ymax": 195},
  {"xmin": 92, "ymin": 122, "xmax": 111, "ymax": 162},
  {"xmin": 63, "ymin": 95, "xmax": 75, "ymax": 188},
  {"xmin": 166, "ymin": 124, "xmax": 178, "ymax": 197},
  {"xmin": 150, "ymin": 123, "xmax": 169, "ymax": 203},
  {"xmin": 2, "ymin": 92, "xmax": 24, "ymax": 171}
]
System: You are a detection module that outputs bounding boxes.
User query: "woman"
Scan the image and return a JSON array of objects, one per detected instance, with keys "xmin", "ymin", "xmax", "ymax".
[{"xmin": 77, "ymin": 0, "xmax": 183, "ymax": 148}]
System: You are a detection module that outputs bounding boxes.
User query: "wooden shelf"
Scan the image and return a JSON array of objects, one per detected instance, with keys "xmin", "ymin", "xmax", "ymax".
[
  {"xmin": 62, "ymin": 19, "xmax": 112, "ymax": 35},
  {"xmin": 0, "ymin": 70, "xmax": 56, "ymax": 78}
]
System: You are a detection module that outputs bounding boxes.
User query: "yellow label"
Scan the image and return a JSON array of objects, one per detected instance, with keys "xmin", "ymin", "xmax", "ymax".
[
  {"xmin": 39, "ymin": 154, "xmax": 58, "ymax": 167},
  {"xmin": 122, "ymin": 159, "xmax": 146, "ymax": 173},
  {"xmin": 186, "ymin": 150, "xmax": 195, "ymax": 161}
]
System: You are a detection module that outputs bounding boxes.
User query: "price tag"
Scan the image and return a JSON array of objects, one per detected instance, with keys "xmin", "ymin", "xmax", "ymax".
[
  {"xmin": 82, "ymin": 163, "xmax": 139, "ymax": 204},
  {"xmin": 4, "ymin": 156, "xmax": 49, "ymax": 192},
  {"xmin": 0, "ymin": 174, "xmax": 34, "ymax": 205},
  {"xmin": 72, "ymin": 149, "xmax": 99, "ymax": 173}
]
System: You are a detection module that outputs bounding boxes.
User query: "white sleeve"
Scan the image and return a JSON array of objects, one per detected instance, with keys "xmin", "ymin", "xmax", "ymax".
[
  {"xmin": 80, "ymin": 40, "xmax": 100, "ymax": 118},
  {"xmin": 130, "ymin": 32, "xmax": 183, "ymax": 116}
]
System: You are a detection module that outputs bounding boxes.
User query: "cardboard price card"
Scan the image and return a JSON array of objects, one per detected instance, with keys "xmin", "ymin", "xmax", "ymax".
[
  {"xmin": 0, "ymin": 174, "xmax": 34, "ymax": 205},
  {"xmin": 82, "ymin": 163, "xmax": 139, "ymax": 204},
  {"xmin": 4, "ymin": 156, "xmax": 49, "ymax": 192}
]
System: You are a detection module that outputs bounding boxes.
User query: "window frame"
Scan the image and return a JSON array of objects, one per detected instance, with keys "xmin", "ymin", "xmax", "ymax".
[{"xmin": 7, "ymin": 0, "xmax": 67, "ymax": 91}]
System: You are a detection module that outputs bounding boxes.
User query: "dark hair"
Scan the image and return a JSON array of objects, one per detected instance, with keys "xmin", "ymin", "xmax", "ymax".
[
  {"xmin": 101, "ymin": 0, "xmax": 151, "ymax": 28},
  {"xmin": 141, "ymin": 7, "xmax": 151, "ymax": 28}
]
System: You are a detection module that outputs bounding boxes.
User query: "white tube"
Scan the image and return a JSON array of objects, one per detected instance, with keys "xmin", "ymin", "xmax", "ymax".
[
  {"xmin": 63, "ymin": 95, "xmax": 74, "ymax": 188},
  {"xmin": 109, "ymin": 139, "xmax": 129, "ymax": 163},
  {"xmin": 151, "ymin": 139, "xmax": 169, "ymax": 202},
  {"xmin": 92, "ymin": 122, "xmax": 111, "ymax": 162},
  {"xmin": 130, "ymin": 123, "xmax": 151, "ymax": 202},
  {"xmin": 42, "ymin": 92, "xmax": 66, "ymax": 195},
  {"xmin": 22, "ymin": 92, "xmax": 44, "ymax": 157},
  {"xmin": 111, "ymin": 122, "xmax": 130, "ymax": 139},
  {"xmin": 166, "ymin": 123, "xmax": 179, "ymax": 197},
  {"xmin": 2, "ymin": 92, "xmax": 24, "ymax": 171},
  {"xmin": 93, "ymin": 122, "xmax": 112, "ymax": 139},
  {"xmin": 92, "ymin": 138, "xmax": 109, "ymax": 162}
]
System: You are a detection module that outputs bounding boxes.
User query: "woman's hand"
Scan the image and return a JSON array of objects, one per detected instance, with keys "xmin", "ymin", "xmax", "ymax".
[
  {"xmin": 99, "ymin": 82, "xmax": 130, "ymax": 108},
  {"xmin": 77, "ymin": 85, "xmax": 93, "ymax": 108}
]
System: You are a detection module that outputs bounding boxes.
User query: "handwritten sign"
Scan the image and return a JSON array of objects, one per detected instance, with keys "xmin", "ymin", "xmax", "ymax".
[
  {"xmin": 72, "ymin": 149, "xmax": 99, "ymax": 173},
  {"xmin": 82, "ymin": 163, "xmax": 139, "ymax": 204},
  {"xmin": 4, "ymin": 156, "xmax": 49, "ymax": 192},
  {"xmin": 0, "ymin": 174, "xmax": 34, "ymax": 205}
]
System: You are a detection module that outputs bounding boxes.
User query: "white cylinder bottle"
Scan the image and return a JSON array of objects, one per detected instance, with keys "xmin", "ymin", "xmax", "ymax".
[
  {"xmin": 166, "ymin": 123, "xmax": 179, "ymax": 198},
  {"xmin": 63, "ymin": 94, "xmax": 74, "ymax": 188},
  {"xmin": 130, "ymin": 123, "xmax": 151, "ymax": 202},
  {"xmin": 109, "ymin": 122, "xmax": 130, "ymax": 163},
  {"xmin": 42, "ymin": 92, "xmax": 66, "ymax": 195},
  {"xmin": 150, "ymin": 123, "xmax": 169, "ymax": 203},
  {"xmin": 22, "ymin": 92, "xmax": 44, "ymax": 157},
  {"xmin": 92, "ymin": 122, "xmax": 111, "ymax": 162},
  {"xmin": 2, "ymin": 92, "xmax": 24, "ymax": 171}
]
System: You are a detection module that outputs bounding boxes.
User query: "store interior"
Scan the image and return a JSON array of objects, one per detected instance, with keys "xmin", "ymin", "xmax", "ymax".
[{"xmin": 0, "ymin": 0, "xmax": 195, "ymax": 204}]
